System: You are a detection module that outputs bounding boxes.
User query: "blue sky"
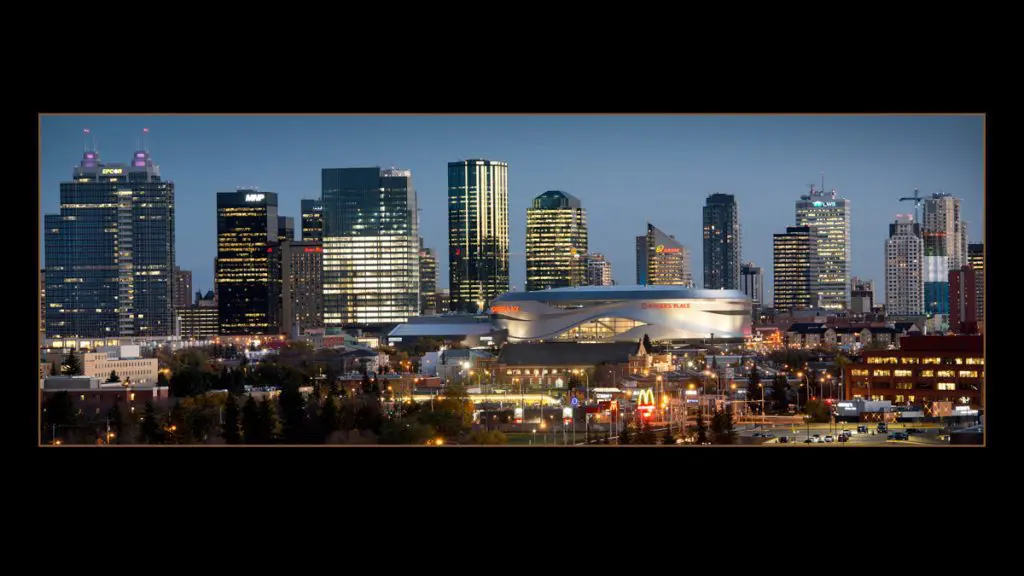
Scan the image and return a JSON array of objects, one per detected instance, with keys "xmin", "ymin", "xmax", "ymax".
[{"xmin": 40, "ymin": 114, "xmax": 984, "ymax": 305}]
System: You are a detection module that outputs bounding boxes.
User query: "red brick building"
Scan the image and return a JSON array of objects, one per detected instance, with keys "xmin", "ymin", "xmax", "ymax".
[{"xmin": 844, "ymin": 335, "xmax": 983, "ymax": 409}]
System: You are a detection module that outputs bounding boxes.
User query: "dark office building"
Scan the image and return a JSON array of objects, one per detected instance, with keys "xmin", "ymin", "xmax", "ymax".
[
  {"xmin": 177, "ymin": 291, "xmax": 218, "ymax": 339},
  {"xmin": 282, "ymin": 240, "xmax": 324, "ymax": 335},
  {"xmin": 420, "ymin": 238, "xmax": 438, "ymax": 315},
  {"xmin": 278, "ymin": 216, "xmax": 294, "ymax": 243},
  {"xmin": 702, "ymin": 193, "xmax": 741, "ymax": 290},
  {"xmin": 45, "ymin": 149, "xmax": 175, "ymax": 339},
  {"xmin": 740, "ymin": 262, "xmax": 763, "ymax": 316},
  {"xmin": 301, "ymin": 199, "xmax": 323, "ymax": 242},
  {"xmin": 322, "ymin": 167, "xmax": 419, "ymax": 327},
  {"xmin": 949, "ymin": 266, "xmax": 978, "ymax": 334},
  {"xmin": 448, "ymin": 159, "xmax": 509, "ymax": 313},
  {"xmin": 968, "ymin": 243, "xmax": 984, "ymax": 327},
  {"xmin": 215, "ymin": 190, "xmax": 281, "ymax": 335},
  {"xmin": 172, "ymin": 266, "xmax": 192, "ymax": 309},
  {"xmin": 773, "ymin": 226, "xmax": 818, "ymax": 313}
]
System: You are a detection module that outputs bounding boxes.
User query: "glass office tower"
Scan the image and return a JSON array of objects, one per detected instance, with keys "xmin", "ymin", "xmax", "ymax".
[
  {"xmin": 216, "ymin": 190, "xmax": 280, "ymax": 335},
  {"xmin": 322, "ymin": 167, "xmax": 419, "ymax": 327},
  {"xmin": 45, "ymin": 149, "xmax": 175, "ymax": 339},
  {"xmin": 448, "ymin": 159, "xmax": 509, "ymax": 312},
  {"xmin": 526, "ymin": 190, "xmax": 588, "ymax": 292}
]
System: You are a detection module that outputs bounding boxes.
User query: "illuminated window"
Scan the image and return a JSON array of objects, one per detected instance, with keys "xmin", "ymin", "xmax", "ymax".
[
  {"xmin": 958, "ymin": 371, "xmax": 978, "ymax": 378},
  {"xmin": 894, "ymin": 370, "xmax": 912, "ymax": 377},
  {"xmin": 937, "ymin": 382, "xmax": 956, "ymax": 391},
  {"xmin": 130, "ymin": 392, "xmax": 135, "ymax": 401},
  {"xmin": 850, "ymin": 369, "xmax": 868, "ymax": 377},
  {"xmin": 895, "ymin": 395, "xmax": 905, "ymax": 403},
  {"xmin": 895, "ymin": 382, "xmax": 912, "ymax": 389},
  {"xmin": 872, "ymin": 370, "xmax": 890, "ymax": 377},
  {"xmin": 900, "ymin": 358, "xmax": 919, "ymax": 364},
  {"xmin": 920, "ymin": 370, "xmax": 934, "ymax": 377},
  {"xmin": 937, "ymin": 370, "xmax": 955, "ymax": 378}
]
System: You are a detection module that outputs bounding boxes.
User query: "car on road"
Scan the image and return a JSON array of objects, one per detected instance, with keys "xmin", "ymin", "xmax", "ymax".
[
  {"xmin": 804, "ymin": 438, "xmax": 815, "ymax": 443},
  {"xmin": 888, "ymin": 432, "xmax": 909, "ymax": 441},
  {"xmin": 838, "ymin": 435, "xmax": 848, "ymax": 442},
  {"xmin": 857, "ymin": 425, "xmax": 868, "ymax": 434},
  {"xmin": 877, "ymin": 423, "xmax": 888, "ymax": 433},
  {"xmin": 778, "ymin": 436, "xmax": 789, "ymax": 443},
  {"xmin": 824, "ymin": 435, "xmax": 835, "ymax": 443},
  {"xmin": 841, "ymin": 429, "xmax": 852, "ymax": 438}
]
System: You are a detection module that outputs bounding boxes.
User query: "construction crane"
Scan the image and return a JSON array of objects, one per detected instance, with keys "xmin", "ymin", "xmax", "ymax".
[{"xmin": 899, "ymin": 188, "xmax": 924, "ymax": 222}]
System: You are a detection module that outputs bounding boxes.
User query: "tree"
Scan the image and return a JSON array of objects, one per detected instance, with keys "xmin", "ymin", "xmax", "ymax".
[
  {"xmin": 636, "ymin": 420, "xmax": 657, "ymax": 444},
  {"xmin": 695, "ymin": 412, "xmax": 709, "ymax": 444},
  {"xmin": 773, "ymin": 375, "xmax": 789, "ymax": 413},
  {"xmin": 619, "ymin": 421, "xmax": 633, "ymax": 445},
  {"xmin": 242, "ymin": 395, "xmax": 262, "ymax": 444},
  {"xmin": 157, "ymin": 372, "xmax": 169, "ymax": 388},
  {"xmin": 106, "ymin": 370, "xmax": 120, "ymax": 383},
  {"xmin": 167, "ymin": 401, "xmax": 187, "ymax": 444},
  {"xmin": 43, "ymin": 391, "xmax": 76, "ymax": 440},
  {"xmin": 748, "ymin": 361, "xmax": 761, "ymax": 411},
  {"xmin": 278, "ymin": 382, "xmax": 308, "ymax": 443},
  {"xmin": 50, "ymin": 360, "xmax": 59, "ymax": 377},
  {"xmin": 711, "ymin": 409, "xmax": 737, "ymax": 445},
  {"xmin": 169, "ymin": 369, "xmax": 212, "ymax": 398},
  {"xmin": 643, "ymin": 333, "xmax": 654, "ymax": 352},
  {"xmin": 320, "ymin": 391, "xmax": 341, "ymax": 441},
  {"xmin": 107, "ymin": 402, "xmax": 125, "ymax": 443},
  {"xmin": 258, "ymin": 397, "xmax": 278, "ymax": 443},
  {"xmin": 64, "ymin": 349, "xmax": 82, "ymax": 376},
  {"xmin": 138, "ymin": 401, "xmax": 164, "ymax": 444},
  {"xmin": 186, "ymin": 407, "xmax": 213, "ymax": 443},
  {"xmin": 468, "ymin": 429, "xmax": 508, "ymax": 445},
  {"xmin": 804, "ymin": 399, "xmax": 831, "ymax": 423},
  {"xmin": 222, "ymin": 393, "xmax": 241, "ymax": 444}
]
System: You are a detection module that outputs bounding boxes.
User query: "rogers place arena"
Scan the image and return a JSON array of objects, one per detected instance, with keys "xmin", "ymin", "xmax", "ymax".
[{"xmin": 490, "ymin": 285, "xmax": 752, "ymax": 343}]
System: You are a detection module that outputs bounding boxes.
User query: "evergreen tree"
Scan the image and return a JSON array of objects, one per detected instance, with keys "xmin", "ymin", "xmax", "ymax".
[
  {"xmin": 320, "ymin": 391, "xmax": 341, "ymax": 441},
  {"xmin": 186, "ymin": 407, "xmax": 213, "ymax": 443},
  {"xmin": 773, "ymin": 375, "xmax": 790, "ymax": 413},
  {"xmin": 695, "ymin": 411, "xmax": 709, "ymax": 444},
  {"xmin": 222, "ymin": 393, "xmax": 241, "ymax": 444},
  {"xmin": 64, "ymin": 349, "xmax": 82, "ymax": 376},
  {"xmin": 241, "ymin": 395, "xmax": 261, "ymax": 444},
  {"xmin": 43, "ymin": 391, "xmax": 76, "ymax": 441},
  {"xmin": 361, "ymin": 367, "xmax": 372, "ymax": 395},
  {"xmin": 157, "ymin": 372, "xmax": 169, "ymax": 388},
  {"xmin": 637, "ymin": 420, "xmax": 657, "ymax": 444},
  {"xmin": 748, "ymin": 361, "xmax": 761, "ymax": 412},
  {"xmin": 106, "ymin": 370, "xmax": 120, "ymax": 383},
  {"xmin": 278, "ymin": 382, "xmax": 308, "ymax": 443},
  {"xmin": 258, "ymin": 397, "xmax": 277, "ymax": 443},
  {"xmin": 643, "ymin": 333, "xmax": 653, "ymax": 352},
  {"xmin": 619, "ymin": 421, "xmax": 632, "ymax": 445},
  {"xmin": 138, "ymin": 401, "xmax": 164, "ymax": 444},
  {"xmin": 167, "ymin": 400, "xmax": 187, "ymax": 444}
]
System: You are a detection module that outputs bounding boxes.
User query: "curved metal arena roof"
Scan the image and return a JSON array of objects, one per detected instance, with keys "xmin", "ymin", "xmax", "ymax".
[{"xmin": 492, "ymin": 285, "xmax": 750, "ymax": 303}]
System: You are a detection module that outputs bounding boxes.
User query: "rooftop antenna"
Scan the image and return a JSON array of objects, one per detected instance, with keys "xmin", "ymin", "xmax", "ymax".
[
  {"xmin": 820, "ymin": 172, "xmax": 824, "ymax": 195},
  {"xmin": 83, "ymin": 128, "xmax": 90, "ymax": 152},
  {"xmin": 143, "ymin": 127, "xmax": 149, "ymax": 153}
]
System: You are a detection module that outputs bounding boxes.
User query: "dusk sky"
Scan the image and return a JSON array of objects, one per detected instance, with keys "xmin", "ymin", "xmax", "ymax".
[{"xmin": 40, "ymin": 115, "xmax": 984, "ymax": 305}]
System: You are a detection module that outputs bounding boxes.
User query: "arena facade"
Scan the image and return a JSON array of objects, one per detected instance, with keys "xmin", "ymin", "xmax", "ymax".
[{"xmin": 490, "ymin": 285, "xmax": 752, "ymax": 343}]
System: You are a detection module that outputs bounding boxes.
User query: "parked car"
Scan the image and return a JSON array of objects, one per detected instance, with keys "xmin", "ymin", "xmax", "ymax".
[
  {"xmin": 888, "ymin": 432, "xmax": 909, "ymax": 441},
  {"xmin": 857, "ymin": 425, "xmax": 868, "ymax": 434},
  {"xmin": 778, "ymin": 436, "xmax": 789, "ymax": 443},
  {"xmin": 824, "ymin": 435, "xmax": 835, "ymax": 443},
  {"xmin": 838, "ymin": 435, "xmax": 849, "ymax": 442},
  {"xmin": 841, "ymin": 430, "xmax": 852, "ymax": 437},
  {"xmin": 877, "ymin": 423, "xmax": 888, "ymax": 433}
]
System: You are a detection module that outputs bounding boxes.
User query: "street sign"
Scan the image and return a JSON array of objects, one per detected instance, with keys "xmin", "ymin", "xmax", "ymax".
[{"xmin": 571, "ymin": 397, "xmax": 579, "ymax": 406}]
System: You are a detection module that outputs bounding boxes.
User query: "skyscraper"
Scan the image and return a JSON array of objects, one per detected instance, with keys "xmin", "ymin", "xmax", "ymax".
[
  {"xmin": 795, "ymin": 187, "xmax": 851, "ymax": 310},
  {"xmin": 526, "ymin": 190, "xmax": 588, "ymax": 292},
  {"xmin": 949, "ymin": 266, "xmax": 978, "ymax": 334},
  {"xmin": 772, "ymin": 226, "xmax": 818, "ymax": 313},
  {"xmin": 968, "ymin": 243, "xmax": 984, "ymax": 326},
  {"xmin": 703, "ymin": 193, "xmax": 741, "ymax": 290},
  {"xmin": 281, "ymin": 241, "xmax": 324, "ymax": 335},
  {"xmin": 636, "ymin": 223, "xmax": 691, "ymax": 286},
  {"xmin": 172, "ymin": 266, "xmax": 193, "ymax": 309},
  {"xmin": 448, "ymin": 159, "xmax": 509, "ymax": 312},
  {"xmin": 885, "ymin": 215, "xmax": 924, "ymax": 316},
  {"xmin": 583, "ymin": 253, "xmax": 613, "ymax": 286},
  {"xmin": 40, "ymin": 269, "xmax": 45, "ymax": 338},
  {"xmin": 740, "ymin": 262, "xmax": 763, "ymax": 314},
  {"xmin": 419, "ymin": 238, "xmax": 437, "ymax": 315},
  {"xmin": 216, "ymin": 189, "xmax": 280, "ymax": 335},
  {"xmin": 922, "ymin": 193, "xmax": 968, "ymax": 315},
  {"xmin": 278, "ymin": 216, "xmax": 294, "ymax": 243},
  {"xmin": 322, "ymin": 167, "xmax": 419, "ymax": 327},
  {"xmin": 301, "ymin": 199, "xmax": 323, "ymax": 242},
  {"xmin": 45, "ymin": 148, "xmax": 175, "ymax": 339}
]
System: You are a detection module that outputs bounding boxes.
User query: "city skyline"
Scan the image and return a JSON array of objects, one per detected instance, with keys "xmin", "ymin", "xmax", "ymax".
[{"xmin": 40, "ymin": 115, "xmax": 984, "ymax": 306}]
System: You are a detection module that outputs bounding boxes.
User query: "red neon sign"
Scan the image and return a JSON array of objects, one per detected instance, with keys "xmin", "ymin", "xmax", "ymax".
[{"xmin": 303, "ymin": 247, "xmax": 322, "ymax": 253}]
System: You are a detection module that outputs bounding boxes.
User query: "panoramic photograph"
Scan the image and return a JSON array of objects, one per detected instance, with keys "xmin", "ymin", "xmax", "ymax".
[{"xmin": 38, "ymin": 114, "xmax": 985, "ymax": 446}]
